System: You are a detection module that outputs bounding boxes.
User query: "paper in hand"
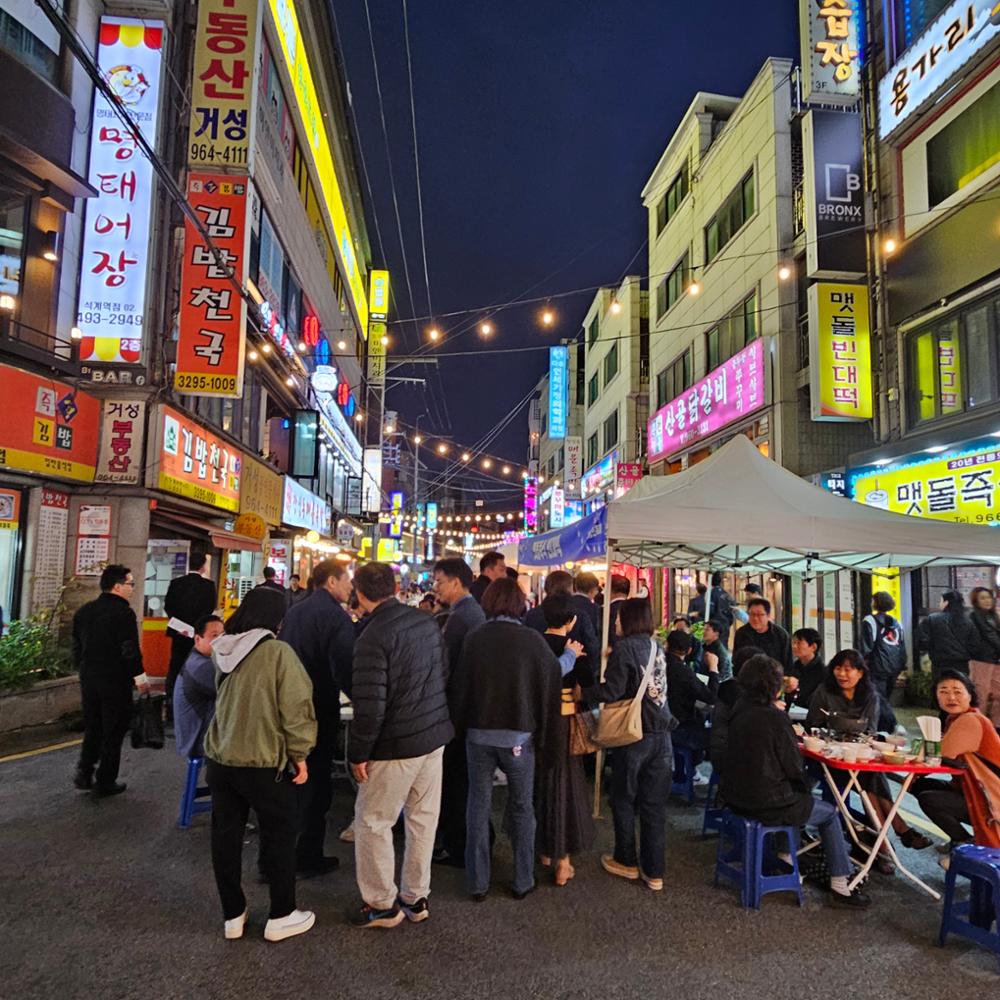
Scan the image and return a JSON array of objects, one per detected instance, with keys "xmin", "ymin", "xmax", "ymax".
[{"xmin": 168, "ymin": 617, "xmax": 195, "ymax": 638}]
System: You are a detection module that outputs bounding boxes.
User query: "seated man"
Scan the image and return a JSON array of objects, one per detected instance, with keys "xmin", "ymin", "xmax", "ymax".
[
  {"xmin": 665, "ymin": 630, "xmax": 718, "ymax": 756},
  {"xmin": 173, "ymin": 614, "xmax": 224, "ymax": 759},
  {"xmin": 784, "ymin": 628, "xmax": 824, "ymax": 710},
  {"xmin": 670, "ymin": 616, "xmax": 702, "ymax": 671},
  {"xmin": 701, "ymin": 620, "xmax": 733, "ymax": 681}
]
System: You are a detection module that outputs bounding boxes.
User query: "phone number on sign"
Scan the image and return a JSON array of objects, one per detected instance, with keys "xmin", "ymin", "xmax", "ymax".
[
  {"xmin": 174, "ymin": 373, "xmax": 237, "ymax": 393},
  {"xmin": 77, "ymin": 312, "xmax": 142, "ymax": 326}
]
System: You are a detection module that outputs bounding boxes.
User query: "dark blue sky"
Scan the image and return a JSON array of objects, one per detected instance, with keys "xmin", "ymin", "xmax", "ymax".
[{"xmin": 332, "ymin": 1, "xmax": 800, "ymax": 502}]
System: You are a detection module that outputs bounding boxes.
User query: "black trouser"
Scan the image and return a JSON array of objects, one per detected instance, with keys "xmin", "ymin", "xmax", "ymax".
[
  {"xmin": 437, "ymin": 736, "xmax": 470, "ymax": 862},
  {"xmin": 78, "ymin": 678, "xmax": 133, "ymax": 788},
  {"xmin": 912, "ymin": 776, "xmax": 972, "ymax": 844},
  {"xmin": 295, "ymin": 709, "xmax": 337, "ymax": 865},
  {"xmin": 207, "ymin": 761, "xmax": 298, "ymax": 920},
  {"xmin": 166, "ymin": 636, "xmax": 195, "ymax": 708}
]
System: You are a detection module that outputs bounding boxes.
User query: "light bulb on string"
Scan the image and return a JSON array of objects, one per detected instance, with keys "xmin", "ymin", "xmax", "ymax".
[
  {"xmin": 540, "ymin": 308, "xmax": 555, "ymax": 327},
  {"xmin": 610, "ymin": 299, "xmax": 622, "ymax": 315},
  {"xmin": 479, "ymin": 321, "xmax": 493, "ymax": 337}
]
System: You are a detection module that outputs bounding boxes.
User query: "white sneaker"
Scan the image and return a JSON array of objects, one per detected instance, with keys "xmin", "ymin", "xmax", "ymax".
[
  {"xmin": 692, "ymin": 772, "xmax": 710, "ymax": 787},
  {"xmin": 339, "ymin": 821, "xmax": 355, "ymax": 843},
  {"xmin": 264, "ymin": 909, "xmax": 315, "ymax": 942},
  {"xmin": 224, "ymin": 909, "xmax": 247, "ymax": 940}
]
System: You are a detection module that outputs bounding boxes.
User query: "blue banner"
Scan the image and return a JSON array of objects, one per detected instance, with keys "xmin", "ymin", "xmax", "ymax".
[
  {"xmin": 518, "ymin": 507, "xmax": 606, "ymax": 567},
  {"xmin": 548, "ymin": 345, "xmax": 568, "ymax": 440}
]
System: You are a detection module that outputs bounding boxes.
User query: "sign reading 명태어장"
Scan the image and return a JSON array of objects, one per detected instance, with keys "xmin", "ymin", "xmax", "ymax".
[
  {"xmin": 175, "ymin": 174, "xmax": 250, "ymax": 397},
  {"xmin": 808, "ymin": 283, "xmax": 873, "ymax": 421},
  {"xmin": 154, "ymin": 406, "xmax": 241, "ymax": 511},
  {"xmin": 799, "ymin": 0, "xmax": 862, "ymax": 105},
  {"xmin": 77, "ymin": 17, "xmax": 164, "ymax": 367},
  {"xmin": 548, "ymin": 346, "xmax": 568, "ymax": 440},
  {"xmin": 647, "ymin": 338, "xmax": 766, "ymax": 463},
  {"xmin": 188, "ymin": 0, "xmax": 262, "ymax": 169}
]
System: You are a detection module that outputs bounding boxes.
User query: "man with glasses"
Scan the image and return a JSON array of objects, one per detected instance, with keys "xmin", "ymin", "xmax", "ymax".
[{"xmin": 72, "ymin": 564, "xmax": 148, "ymax": 797}]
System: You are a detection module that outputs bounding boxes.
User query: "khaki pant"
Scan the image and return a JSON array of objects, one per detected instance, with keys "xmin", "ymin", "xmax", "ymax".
[{"xmin": 354, "ymin": 747, "xmax": 444, "ymax": 910}]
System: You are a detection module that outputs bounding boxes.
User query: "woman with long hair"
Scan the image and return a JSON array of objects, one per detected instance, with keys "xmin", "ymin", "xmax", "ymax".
[
  {"xmin": 968, "ymin": 587, "xmax": 1000, "ymax": 664},
  {"xmin": 918, "ymin": 590, "xmax": 977, "ymax": 678}
]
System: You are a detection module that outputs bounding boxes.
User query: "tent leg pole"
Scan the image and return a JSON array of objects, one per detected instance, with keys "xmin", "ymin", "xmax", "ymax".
[{"xmin": 593, "ymin": 544, "xmax": 614, "ymax": 820}]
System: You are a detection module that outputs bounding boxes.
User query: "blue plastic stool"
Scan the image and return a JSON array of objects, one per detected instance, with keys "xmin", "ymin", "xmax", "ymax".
[
  {"xmin": 714, "ymin": 811, "xmax": 755, "ymax": 907},
  {"xmin": 671, "ymin": 745, "xmax": 697, "ymax": 805},
  {"xmin": 748, "ymin": 821, "xmax": 803, "ymax": 909},
  {"xmin": 939, "ymin": 844, "xmax": 1000, "ymax": 970},
  {"xmin": 713, "ymin": 812, "xmax": 803, "ymax": 909},
  {"xmin": 178, "ymin": 756, "xmax": 212, "ymax": 829},
  {"xmin": 701, "ymin": 769, "xmax": 725, "ymax": 837}
]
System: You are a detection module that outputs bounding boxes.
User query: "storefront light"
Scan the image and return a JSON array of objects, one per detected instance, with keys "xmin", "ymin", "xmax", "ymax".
[
  {"xmin": 0, "ymin": 294, "xmax": 15, "ymax": 312},
  {"xmin": 306, "ymin": 529, "xmax": 320, "ymax": 543}
]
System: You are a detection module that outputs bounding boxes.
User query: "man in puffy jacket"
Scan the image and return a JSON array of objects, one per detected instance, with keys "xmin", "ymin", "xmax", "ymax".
[
  {"xmin": 733, "ymin": 597, "xmax": 793, "ymax": 673},
  {"xmin": 348, "ymin": 562, "xmax": 454, "ymax": 929},
  {"xmin": 859, "ymin": 592, "xmax": 907, "ymax": 700}
]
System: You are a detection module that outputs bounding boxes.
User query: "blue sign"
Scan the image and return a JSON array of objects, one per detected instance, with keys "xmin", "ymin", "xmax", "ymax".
[
  {"xmin": 426, "ymin": 502, "xmax": 438, "ymax": 530},
  {"xmin": 548, "ymin": 345, "xmax": 568, "ymax": 440},
  {"xmin": 517, "ymin": 507, "xmax": 606, "ymax": 568}
]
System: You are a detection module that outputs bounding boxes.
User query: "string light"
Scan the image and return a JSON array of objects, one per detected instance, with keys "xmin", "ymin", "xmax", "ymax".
[
  {"xmin": 502, "ymin": 465, "xmax": 510, "ymax": 475},
  {"xmin": 427, "ymin": 326, "xmax": 440, "ymax": 342},
  {"xmin": 437, "ymin": 442, "xmax": 448, "ymax": 455},
  {"xmin": 337, "ymin": 339, "xmax": 347, "ymax": 350},
  {"xmin": 541, "ymin": 308, "xmax": 555, "ymax": 326},
  {"xmin": 285, "ymin": 376, "xmax": 295, "ymax": 387},
  {"xmin": 355, "ymin": 412, "xmax": 364, "ymax": 423},
  {"xmin": 482, "ymin": 458, "xmax": 493, "ymax": 470},
  {"xmin": 883, "ymin": 237, "xmax": 897, "ymax": 255},
  {"xmin": 248, "ymin": 349, "xmax": 259, "ymax": 361},
  {"xmin": 479, "ymin": 321, "xmax": 493, "ymax": 336},
  {"xmin": 261, "ymin": 343, "xmax": 272, "ymax": 354},
  {"xmin": 461, "ymin": 452, "xmax": 471, "ymax": 462},
  {"xmin": 688, "ymin": 280, "xmax": 701, "ymax": 297},
  {"xmin": 414, "ymin": 434, "xmax": 423, "ymax": 444},
  {"xmin": 777, "ymin": 264, "xmax": 792, "ymax": 281},
  {"xmin": 297, "ymin": 341, "xmax": 308, "ymax": 353}
]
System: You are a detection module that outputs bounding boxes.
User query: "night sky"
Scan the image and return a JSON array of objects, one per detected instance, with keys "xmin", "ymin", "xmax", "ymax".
[{"xmin": 331, "ymin": 1, "xmax": 800, "ymax": 507}]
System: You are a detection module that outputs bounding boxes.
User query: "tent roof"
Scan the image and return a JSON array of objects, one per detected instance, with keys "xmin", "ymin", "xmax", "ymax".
[{"xmin": 606, "ymin": 434, "xmax": 1000, "ymax": 574}]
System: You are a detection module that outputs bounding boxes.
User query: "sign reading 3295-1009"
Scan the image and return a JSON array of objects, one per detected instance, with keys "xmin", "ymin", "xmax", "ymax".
[{"xmin": 174, "ymin": 373, "xmax": 238, "ymax": 393}]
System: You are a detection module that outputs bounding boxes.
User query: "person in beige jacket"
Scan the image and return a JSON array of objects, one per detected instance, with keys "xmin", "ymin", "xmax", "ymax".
[{"xmin": 204, "ymin": 587, "xmax": 317, "ymax": 943}]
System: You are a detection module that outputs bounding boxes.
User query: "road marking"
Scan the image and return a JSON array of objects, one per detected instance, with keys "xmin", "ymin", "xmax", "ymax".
[{"xmin": 0, "ymin": 738, "xmax": 82, "ymax": 763}]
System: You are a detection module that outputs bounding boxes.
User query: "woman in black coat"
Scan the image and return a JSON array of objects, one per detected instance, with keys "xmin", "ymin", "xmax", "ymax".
[
  {"xmin": 918, "ymin": 590, "xmax": 977, "ymax": 678},
  {"xmin": 969, "ymin": 587, "xmax": 1000, "ymax": 663}
]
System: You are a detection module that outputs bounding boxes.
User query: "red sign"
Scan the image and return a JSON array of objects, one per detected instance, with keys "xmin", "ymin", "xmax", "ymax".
[
  {"xmin": 175, "ymin": 173, "xmax": 249, "ymax": 398},
  {"xmin": 615, "ymin": 462, "xmax": 643, "ymax": 497}
]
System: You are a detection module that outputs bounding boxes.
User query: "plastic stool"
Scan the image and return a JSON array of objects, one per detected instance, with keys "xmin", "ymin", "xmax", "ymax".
[
  {"xmin": 939, "ymin": 844, "xmax": 1000, "ymax": 970},
  {"xmin": 671, "ymin": 745, "xmax": 696, "ymax": 805},
  {"xmin": 701, "ymin": 769, "xmax": 725, "ymax": 837},
  {"xmin": 178, "ymin": 756, "xmax": 212, "ymax": 829},
  {"xmin": 713, "ymin": 812, "xmax": 803, "ymax": 910},
  {"xmin": 714, "ymin": 811, "xmax": 755, "ymax": 907},
  {"xmin": 749, "ymin": 821, "xmax": 803, "ymax": 909}
]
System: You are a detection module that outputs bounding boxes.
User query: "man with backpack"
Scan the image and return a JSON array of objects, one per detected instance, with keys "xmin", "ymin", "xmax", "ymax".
[{"xmin": 859, "ymin": 591, "xmax": 907, "ymax": 701}]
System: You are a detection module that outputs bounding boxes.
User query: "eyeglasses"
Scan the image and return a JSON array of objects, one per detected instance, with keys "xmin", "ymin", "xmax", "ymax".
[{"xmin": 122, "ymin": 579, "xmax": 135, "ymax": 587}]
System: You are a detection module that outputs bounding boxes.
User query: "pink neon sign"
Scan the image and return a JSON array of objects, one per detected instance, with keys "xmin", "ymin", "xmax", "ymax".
[{"xmin": 647, "ymin": 338, "xmax": 765, "ymax": 462}]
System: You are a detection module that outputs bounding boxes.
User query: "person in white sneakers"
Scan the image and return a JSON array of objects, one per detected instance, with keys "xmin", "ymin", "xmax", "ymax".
[{"xmin": 203, "ymin": 587, "xmax": 318, "ymax": 942}]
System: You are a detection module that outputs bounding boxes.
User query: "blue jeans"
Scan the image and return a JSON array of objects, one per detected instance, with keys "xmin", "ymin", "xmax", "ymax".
[
  {"xmin": 808, "ymin": 798, "xmax": 851, "ymax": 878},
  {"xmin": 610, "ymin": 732, "xmax": 672, "ymax": 879},
  {"xmin": 465, "ymin": 741, "xmax": 536, "ymax": 895}
]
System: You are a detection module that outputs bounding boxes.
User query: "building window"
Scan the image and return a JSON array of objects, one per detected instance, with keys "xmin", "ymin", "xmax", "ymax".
[
  {"xmin": 888, "ymin": 0, "xmax": 951, "ymax": 60},
  {"xmin": 0, "ymin": 196, "xmax": 26, "ymax": 300},
  {"xmin": 655, "ymin": 349, "xmax": 691, "ymax": 409},
  {"xmin": 603, "ymin": 342, "xmax": 619, "ymax": 385},
  {"xmin": 704, "ymin": 171, "xmax": 755, "ymax": 264},
  {"xmin": 588, "ymin": 372, "xmax": 599, "ymax": 408},
  {"xmin": 656, "ymin": 250, "xmax": 691, "ymax": 319},
  {"xmin": 655, "ymin": 160, "xmax": 690, "ymax": 235},
  {"xmin": 588, "ymin": 316, "xmax": 599, "ymax": 345},
  {"xmin": 705, "ymin": 290, "xmax": 759, "ymax": 370},
  {"xmin": 587, "ymin": 432, "xmax": 599, "ymax": 467},
  {"xmin": 906, "ymin": 289, "xmax": 1000, "ymax": 426},
  {"xmin": 603, "ymin": 409, "xmax": 619, "ymax": 452},
  {"xmin": 0, "ymin": 9, "xmax": 59, "ymax": 84}
]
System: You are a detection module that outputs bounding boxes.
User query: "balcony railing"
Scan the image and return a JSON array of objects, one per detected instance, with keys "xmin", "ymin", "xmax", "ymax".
[{"xmin": 0, "ymin": 315, "xmax": 78, "ymax": 377}]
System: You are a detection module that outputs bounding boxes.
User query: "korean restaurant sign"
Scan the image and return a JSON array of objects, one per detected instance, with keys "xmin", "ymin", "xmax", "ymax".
[
  {"xmin": 615, "ymin": 462, "xmax": 643, "ymax": 498},
  {"xmin": 524, "ymin": 477, "xmax": 538, "ymax": 533},
  {"xmin": 389, "ymin": 491, "xmax": 405, "ymax": 538},
  {"xmin": 95, "ymin": 399, "xmax": 146, "ymax": 484},
  {"xmin": 369, "ymin": 270, "xmax": 390, "ymax": 323},
  {"xmin": 799, "ymin": 0, "xmax": 862, "ymax": 105},
  {"xmin": 852, "ymin": 441, "xmax": 1000, "ymax": 525},
  {"xmin": 647, "ymin": 339, "xmax": 766, "ymax": 463},
  {"xmin": 564, "ymin": 436, "xmax": 583, "ymax": 489},
  {"xmin": 548, "ymin": 346, "xmax": 568, "ymax": 440},
  {"xmin": 240, "ymin": 454, "xmax": 283, "ymax": 526},
  {"xmin": 583, "ymin": 451, "xmax": 617, "ymax": 495},
  {"xmin": 0, "ymin": 365, "xmax": 100, "ymax": 482},
  {"xmin": 282, "ymin": 475, "xmax": 331, "ymax": 534},
  {"xmin": 807, "ymin": 283, "xmax": 873, "ymax": 421},
  {"xmin": 77, "ymin": 17, "xmax": 164, "ymax": 367},
  {"xmin": 188, "ymin": 0, "xmax": 262, "ymax": 169},
  {"xmin": 175, "ymin": 174, "xmax": 250, "ymax": 397},
  {"xmin": 152, "ymin": 405, "xmax": 241, "ymax": 511},
  {"xmin": 878, "ymin": 0, "xmax": 1000, "ymax": 139},
  {"xmin": 268, "ymin": 0, "xmax": 369, "ymax": 329}
]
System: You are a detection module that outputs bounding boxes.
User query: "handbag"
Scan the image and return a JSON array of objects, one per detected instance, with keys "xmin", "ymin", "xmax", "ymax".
[
  {"xmin": 592, "ymin": 639, "xmax": 658, "ymax": 749},
  {"xmin": 130, "ymin": 693, "xmax": 165, "ymax": 750},
  {"xmin": 568, "ymin": 711, "xmax": 599, "ymax": 756}
]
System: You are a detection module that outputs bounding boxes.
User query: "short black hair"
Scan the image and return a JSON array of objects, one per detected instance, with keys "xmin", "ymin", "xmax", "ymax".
[
  {"xmin": 872, "ymin": 591, "xmax": 895, "ymax": 613},
  {"xmin": 290, "ymin": 574, "xmax": 300, "ymax": 583},
  {"xmin": 226, "ymin": 586, "xmax": 286, "ymax": 634},
  {"xmin": 312, "ymin": 559, "xmax": 348, "ymax": 589},
  {"xmin": 543, "ymin": 569, "xmax": 574, "ymax": 596},
  {"xmin": 671, "ymin": 615, "xmax": 690, "ymax": 627},
  {"xmin": 506, "ymin": 567, "xmax": 519, "ymax": 580},
  {"xmin": 353, "ymin": 562, "xmax": 397, "ymax": 602},
  {"xmin": 704, "ymin": 618, "xmax": 725, "ymax": 635},
  {"xmin": 619, "ymin": 598, "xmax": 653, "ymax": 637},
  {"xmin": 935, "ymin": 668, "xmax": 979, "ymax": 708},
  {"xmin": 942, "ymin": 589, "xmax": 965, "ymax": 612},
  {"xmin": 263, "ymin": 566, "xmax": 277, "ymax": 580},
  {"xmin": 696, "ymin": 583, "xmax": 707, "ymax": 595},
  {"xmin": 479, "ymin": 551, "xmax": 505, "ymax": 573},
  {"xmin": 745, "ymin": 583, "xmax": 763, "ymax": 595},
  {"xmin": 541, "ymin": 593, "xmax": 575, "ymax": 629},
  {"xmin": 194, "ymin": 614, "xmax": 224, "ymax": 636},
  {"xmin": 732, "ymin": 644, "xmax": 764, "ymax": 676},
  {"xmin": 666, "ymin": 629, "xmax": 693, "ymax": 654},
  {"xmin": 435, "ymin": 557, "xmax": 474, "ymax": 590},
  {"xmin": 738, "ymin": 654, "xmax": 783, "ymax": 705},
  {"xmin": 747, "ymin": 596, "xmax": 771, "ymax": 615},
  {"xmin": 100, "ymin": 564, "xmax": 131, "ymax": 592},
  {"xmin": 189, "ymin": 551, "xmax": 208, "ymax": 572},
  {"xmin": 711, "ymin": 570, "xmax": 724, "ymax": 587},
  {"xmin": 792, "ymin": 627, "xmax": 821, "ymax": 652},
  {"xmin": 419, "ymin": 593, "xmax": 436, "ymax": 607},
  {"xmin": 575, "ymin": 572, "xmax": 600, "ymax": 595},
  {"xmin": 610, "ymin": 574, "xmax": 631, "ymax": 597},
  {"xmin": 481, "ymin": 577, "xmax": 526, "ymax": 619}
]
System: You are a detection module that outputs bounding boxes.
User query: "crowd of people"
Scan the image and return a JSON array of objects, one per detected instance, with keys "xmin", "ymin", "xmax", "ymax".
[{"xmin": 69, "ymin": 556, "xmax": 1000, "ymax": 941}]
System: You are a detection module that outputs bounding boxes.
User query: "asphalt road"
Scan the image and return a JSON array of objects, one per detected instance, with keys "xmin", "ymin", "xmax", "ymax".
[{"xmin": 1, "ymin": 734, "xmax": 998, "ymax": 1000}]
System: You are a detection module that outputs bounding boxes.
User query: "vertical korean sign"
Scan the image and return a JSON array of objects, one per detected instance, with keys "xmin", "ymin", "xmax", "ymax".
[
  {"xmin": 799, "ymin": 0, "xmax": 862, "ymax": 105},
  {"xmin": 808, "ymin": 283, "xmax": 873, "ymax": 420},
  {"xmin": 524, "ymin": 477, "xmax": 538, "ymax": 534},
  {"xmin": 548, "ymin": 346, "xmax": 568, "ymax": 440},
  {"xmin": 77, "ymin": 18, "xmax": 164, "ymax": 366},
  {"xmin": 188, "ymin": 0, "xmax": 262, "ymax": 169},
  {"xmin": 175, "ymin": 174, "xmax": 249, "ymax": 397}
]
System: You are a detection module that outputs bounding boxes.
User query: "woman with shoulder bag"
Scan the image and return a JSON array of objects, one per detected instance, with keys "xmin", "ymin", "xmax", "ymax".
[
  {"xmin": 204, "ymin": 587, "xmax": 318, "ymax": 943},
  {"xmin": 582, "ymin": 599, "xmax": 675, "ymax": 892}
]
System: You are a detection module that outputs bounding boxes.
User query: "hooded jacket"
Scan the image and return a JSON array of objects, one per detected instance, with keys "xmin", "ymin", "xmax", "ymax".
[
  {"xmin": 203, "ymin": 629, "xmax": 317, "ymax": 770},
  {"xmin": 918, "ymin": 609, "xmax": 977, "ymax": 668}
]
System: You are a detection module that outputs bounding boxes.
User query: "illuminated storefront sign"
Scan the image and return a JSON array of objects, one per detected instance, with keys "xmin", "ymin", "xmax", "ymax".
[
  {"xmin": 564, "ymin": 435, "xmax": 582, "ymax": 490},
  {"xmin": 362, "ymin": 447, "xmax": 383, "ymax": 513},
  {"xmin": 647, "ymin": 339, "xmax": 765, "ymax": 463},
  {"xmin": 370, "ymin": 269, "xmax": 390, "ymax": 322},
  {"xmin": 808, "ymin": 283, "xmax": 873, "ymax": 420},
  {"xmin": 95, "ymin": 399, "xmax": 145, "ymax": 485},
  {"xmin": 426, "ymin": 502, "xmax": 438, "ymax": 530},
  {"xmin": 879, "ymin": 0, "xmax": 1000, "ymax": 139},
  {"xmin": 583, "ymin": 451, "xmax": 617, "ymax": 495},
  {"xmin": 77, "ymin": 17, "xmax": 164, "ymax": 366},
  {"xmin": 175, "ymin": 174, "xmax": 250, "ymax": 397},
  {"xmin": 240, "ymin": 454, "xmax": 283, "ymax": 526},
  {"xmin": 615, "ymin": 462, "xmax": 643, "ymax": 497},
  {"xmin": 389, "ymin": 491, "xmax": 405, "ymax": 538},
  {"xmin": 799, "ymin": 0, "xmax": 862, "ymax": 105},
  {"xmin": 548, "ymin": 345, "xmax": 568, "ymax": 440},
  {"xmin": 282, "ymin": 475, "xmax": 330, "ymax": 533},
  {"xmin": 524, "ymin": 477, "xmax": 538, "ymax": 533},
  {"xmin": 550, "ymin": 487, "xmax": 565, "ymax": 528},
  {"xmin": 187, "ymin": 0, "xmax": 261, "ymax": 168}
]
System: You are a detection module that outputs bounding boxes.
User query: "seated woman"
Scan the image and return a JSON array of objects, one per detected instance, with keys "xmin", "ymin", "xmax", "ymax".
[
  {"xmin": 806, "ymin": 650, "xmax": 932, "ymax": 872},
  {"xmin": 709, "ymin": 645, "xmax": 763, "ymax": 774},
  {"xmin": 721, "ymin": 654, "xmax": 870, "ymax": 908},
  {"xmin": 914, "ymin": 669, "xmax": 1000, "ymax": 865}
]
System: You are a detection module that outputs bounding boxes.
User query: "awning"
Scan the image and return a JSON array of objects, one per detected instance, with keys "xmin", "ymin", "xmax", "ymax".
[
  {"xmin": 154, "ymin": 511, "xmax": 262, "ymax": 552},
  {"xmin": 517, "ymin": 508, "xmax": 607, "ymax": 568}
]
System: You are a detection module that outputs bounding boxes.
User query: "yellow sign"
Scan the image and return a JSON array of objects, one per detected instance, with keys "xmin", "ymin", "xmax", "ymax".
[
  {"xmin": 853, "ymin": 442, "xmax": 1000, "ymax": 526},
  {"xmin": 808, "ymin": 282, "xmax": 872, "ymax": 421},
  {"xmin": 188, "ymin": 0, "xmax": 262, "ymax": 169},
  {"xmin": 369, "ymin": 270, "xmax": 390, "ymax": 321},
  {"xmin": 268, "ymin": 0, "xmax": 368, "ymax": 329},
  {"xmin": 376, "ymin": 538, "xmax": 400, "ymax": 562},
  {"xmin": 234, "ymin": 512, "xmax": 267, "ymax": 541},
  {"xmin": 368, "ymin": 325, "xmax": 386, "ymax": 384},
  {"xmin": 872, "ymin": 567, "xmax": 902, "ymax": 613},
  {"xmin": 240, "ymin": 454, "xmax": 283, "ymax": 526}
]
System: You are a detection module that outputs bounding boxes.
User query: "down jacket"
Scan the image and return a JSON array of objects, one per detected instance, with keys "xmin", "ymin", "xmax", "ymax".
[{"xmin": 918, "ymin": 610, "xmax": 977, "ymax": 670}]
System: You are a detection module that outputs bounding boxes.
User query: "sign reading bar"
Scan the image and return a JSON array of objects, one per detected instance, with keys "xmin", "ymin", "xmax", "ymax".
[
  {"xmin": 647, "ymin": 339, "xmax": 765, "ymax": 463},
  {"xmin": 175, "ymin": 174, "xmax": 250, "ymax": 397},
  {"xmin": 808, "ymin": 282, "xmax": 873, "ymax": 421},
  {"xmin": 799, "ymin": 0, "xmax": 862, "ymax": 105},
  {"xmin": 188, "ymin": 0, "xmax": 261, "ymax": 169},
  {"xmin": 96, "ymin": 399, "xmax": 145, "ymax": 484},
  {"xmin": 77, "ymin": 17, "xmax": 164, "ymax": 367},
  {"xmin": 548, "ymin": 345, "xmax": 568, "ymax": 440}
]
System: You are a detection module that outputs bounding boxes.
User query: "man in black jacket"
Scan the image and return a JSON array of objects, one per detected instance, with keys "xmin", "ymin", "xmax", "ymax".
[
  {"xmin": 525, "ymin": 570, "xmax": 600, "ymax": 666},
  {"xmin": 572, "ymin": 572, "xmax": 602, "ymax": 635},
  {"xmin": 785, "ymin": 628, "xmax": 825, "ymax": 710},
  {"xmin": 665, "ymin": 630, "xmax": 719, "ymax": 755},
  {"xmin": 469, "ymin": 550, "xmax": 507, "ymax": 605},
  {"xmin": 73, "ymin": 565, "xmax": 147, "ymax": 796},
  {"xmin": 733, "ymin": 597, "xmax": 793, "ymax": 672},
  {"xmin": 163, "ymin": 551, "xmax": 216, "ymax": 709},
  {"xmin": 280, "ymin": 559, "xmax": 355, "ymax": 877},
  {"xmin": 348, "ymin": 562, "xmax": 453, "ymax": 929}
]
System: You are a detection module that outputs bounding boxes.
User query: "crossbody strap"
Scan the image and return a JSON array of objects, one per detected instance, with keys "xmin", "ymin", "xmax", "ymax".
[{"xmin": 630, "ymin": 639, "xmax": 658, "ymax": 706}]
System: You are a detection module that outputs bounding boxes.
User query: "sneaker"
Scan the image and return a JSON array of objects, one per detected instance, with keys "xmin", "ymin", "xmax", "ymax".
[
  {"xmin": 399, "ymin": 897, "xmax": 429, "ymax": 923},
  {"xmin": 900, "ymin": 829, "xmax": 933, "ymax": 850},
  {"xmin": 938, "ymin": 855, "xmax": 951, "ymax": 872},
  {"xmin": 692, "ymin": 772, "xmax": 710, "ymax": 787},
  {"xmin": 828, "ymin": 887, "xmax": 871, "ymax": 909},
  {"xmin": 639, "ymin": 870, "xmax": 663, "ymax": 891},
  {"xmin": 224, "ymin": 909, "xmax": 248, "ymax": 940},
  {"xmin": 93, "ymin": 782, "xmax": 127, "ymax": 798},
  {"xmin": 264, "ymin": 909, "xmax": 315, "ymax": 942},
  {"xmin": 339, "ymin": 821, "xmax": 355, "ymax": 843},
  {"xmin": 601, "ymin": 854, "xmax": 639, "ymax": 881},
  {"xmin": 349, "ymin": 903, "xmax": 405, "ymax": 929},
  {"xmin": 73, "ymin": 769, "xmax": 93, "ymax": 791},
  {"xmin": 296, "ymin": 856, "xmax": 339, "ymax": 879}
]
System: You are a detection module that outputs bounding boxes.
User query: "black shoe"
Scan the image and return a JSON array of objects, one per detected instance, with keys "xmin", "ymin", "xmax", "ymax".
[
  {"xmin": 398, "ymin": 896, "xmax": 429, "ymax": 923},
  {"xmin": 510, "ymin": 883, "xmax": 536, "ymax": 901},
  {"xmin": 900, "ymin": 829, "xmax": 933, "ymax": 850},
  {"xmin": 432, "ymin": 848, "xmax": 465, "ymax": 868},
  {"xmin": 828, "ymin": 887, "xmax": 871, "ymax": 909},
  {"xmin": 296, "ymin": 856, "xmax": 340, "ymax": 879},
  {"xmin": 349, "ymin": 903, "xmax": 404, "ymax": 929},
  {"xmin": 93, "ymin": 782, "xmax": 126, "ymax": 798},
  {"xmin": 471, "ymin": 891, "xmax": 489, "ymax": 903},
  {"xmin": 73, "ymin": 769, "xmax": 93, "ymax": 791}
]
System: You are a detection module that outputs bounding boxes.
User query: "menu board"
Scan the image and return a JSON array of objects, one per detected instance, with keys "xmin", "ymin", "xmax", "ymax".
[{"xmin": 32, "ymin": 488, "xmax": 69, "ymax": 612}]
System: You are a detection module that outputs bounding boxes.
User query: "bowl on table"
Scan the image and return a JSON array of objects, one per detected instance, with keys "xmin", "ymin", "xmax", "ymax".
[
  {"xmin": 802, "ymin": 736, "xmax": 824, "ymax": 753},
  {"xmin": 881, "ymin": 751, "xmax": 908, "ymax": 765}
]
